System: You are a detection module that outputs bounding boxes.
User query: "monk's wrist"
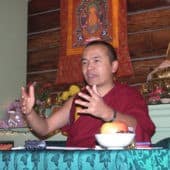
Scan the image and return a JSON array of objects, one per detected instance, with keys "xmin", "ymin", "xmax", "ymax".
[{"xmin": 106, "ymin": 109, "xmax": 117, "ymax": 122}]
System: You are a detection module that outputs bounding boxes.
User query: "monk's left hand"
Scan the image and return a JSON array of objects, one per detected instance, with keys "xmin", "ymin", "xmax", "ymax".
[{"xmin": 75, "ymin": 85, "xmax": 111, "ymax": 119}]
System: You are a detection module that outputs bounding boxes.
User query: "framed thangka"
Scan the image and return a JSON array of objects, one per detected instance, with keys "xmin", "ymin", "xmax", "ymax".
[
  {"xmin": 56, "ymin": 0, "xmax": 133, "ymax": 84},
  {"xmin": 73, "ymin": 0, "xmax": 112, "ymax": 48}
]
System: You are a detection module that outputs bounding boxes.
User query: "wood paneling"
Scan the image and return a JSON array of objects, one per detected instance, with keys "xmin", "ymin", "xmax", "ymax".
[
  {"xmin": 28, "ymin": 30, "xmax": 60, "ymax": 51},
  {"xmin": 128, "ymin": 7, "xmax": 170, "ymax": 33},
  {"xmin": 128, "ymin": 27, "xmax": 170, "ymax": 58},
  {"xmin": 127, "ymin": 0, "xmax": 170, "ymax": 12},
  {"xmin": 28, "ymin": 0, "xmax": 60, "ymax": 14},
  {"xmin": 28, "ymin": 10, "xmax": 60, "ymax": 33},
  {"xmin": 27, "ymin": 71, "xmax": 57, "ymax": 85},
  {"xmin": 27, "ymin": 0, "xmax": 170, "ymax": 95},
  {"xmin": 28, "ymin": 47, "xmax": 59, "ymax": 72},
  {"xmin": 27, "ymin": 72, "xmax": 80, "ymax": 92},
  {"xmin": 118, "ymin": 57, "xmax": 166, "ymax": 84}
]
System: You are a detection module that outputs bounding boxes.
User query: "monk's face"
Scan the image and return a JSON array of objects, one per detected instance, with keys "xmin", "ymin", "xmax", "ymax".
[{"xmin": 81, "ymin": 44, "xmax": 117, "ymax": 87}]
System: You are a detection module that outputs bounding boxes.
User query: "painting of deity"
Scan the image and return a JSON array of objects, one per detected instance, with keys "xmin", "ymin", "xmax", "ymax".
[{"xmin": 74, "ymin": 0, "xmax": 112, "ymax": 47}]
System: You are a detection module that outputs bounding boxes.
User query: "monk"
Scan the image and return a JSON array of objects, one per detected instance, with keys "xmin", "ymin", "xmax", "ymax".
[{"xmin": 21, "ymin": 40, "xmax": 155, "ymax": 147}]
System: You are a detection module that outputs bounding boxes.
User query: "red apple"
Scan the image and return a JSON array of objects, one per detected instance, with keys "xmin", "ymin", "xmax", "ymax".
[{"xmin": 100, "ymin": 121, "xmax": 128, "ymax": 134}]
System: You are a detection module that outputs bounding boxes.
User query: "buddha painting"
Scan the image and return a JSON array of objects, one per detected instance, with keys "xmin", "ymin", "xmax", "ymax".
[
  {"xmin": 86, "ymin": 4, "xmax": 100, "ymax": 34},
  {"xmin": 74, "ymin": 0, "xmax": 112, "ymax": 46}
]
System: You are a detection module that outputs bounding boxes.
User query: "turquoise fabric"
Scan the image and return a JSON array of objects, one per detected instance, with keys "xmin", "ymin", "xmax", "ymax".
[{"xmin": 0, "ymin": 149, "xmax": 169, "ymax": 170}]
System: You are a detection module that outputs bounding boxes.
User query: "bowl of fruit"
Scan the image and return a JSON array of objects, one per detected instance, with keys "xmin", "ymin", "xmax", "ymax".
[{"xmin": 95, "ymin": 121, "xmax": 135, "ymax": 149}]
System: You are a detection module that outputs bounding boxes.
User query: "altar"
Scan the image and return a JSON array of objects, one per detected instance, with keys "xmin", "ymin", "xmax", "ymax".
[{"xmin": 0, "ymin": 104, "xmax": 170, "ymax": 147}]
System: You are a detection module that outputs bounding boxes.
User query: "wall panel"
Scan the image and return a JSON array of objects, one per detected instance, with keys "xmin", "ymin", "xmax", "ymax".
[{"xmin": 27, "ymin": 0, "xmax": 170, "ymax": 96}]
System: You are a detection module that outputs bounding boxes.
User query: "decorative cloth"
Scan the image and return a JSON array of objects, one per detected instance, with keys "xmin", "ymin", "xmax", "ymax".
[{"xmin": 56, "ymin": 0, "xmax": 133, "ymax": 84}]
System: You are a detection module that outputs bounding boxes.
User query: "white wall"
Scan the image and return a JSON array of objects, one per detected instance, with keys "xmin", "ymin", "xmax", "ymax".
[{"xmin": 0, "ymin": 0, "xmax": 28, "ymax": 119}]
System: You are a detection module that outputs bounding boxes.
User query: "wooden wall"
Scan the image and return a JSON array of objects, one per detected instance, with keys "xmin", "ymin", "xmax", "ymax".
[{"xmin": 27, "ymin": 0, "xmax": 170, "ymax": 96}]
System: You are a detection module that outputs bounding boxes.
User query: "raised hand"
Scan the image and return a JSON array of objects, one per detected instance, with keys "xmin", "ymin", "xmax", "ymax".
[
  {"xmin": 75, "ymin": 85, "xmax": 111, "ymax": 119},
  {"xmin": 21, "ymin": 83, "xmax": 35, "ymax": 116}
]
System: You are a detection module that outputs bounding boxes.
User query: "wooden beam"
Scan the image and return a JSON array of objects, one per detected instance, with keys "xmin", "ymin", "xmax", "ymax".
[
  {"xmin": 128, "ymin": 27, "xmax": 170, "ymax": 58},
  {"xmin": 128, "ymin": 6, "xmax": 170, "ymax": 33},
  {"xmin": 118, "ymin": 57, "xmax": 166, "ymax": 84},
  {"xmin": 127, "ymin": 0, "xmax": 170, "ymax": 12},
  {"xmin": 27, "ymin": 70, "xmax": 57, "ymax": 84},
  {"xmin": 28, "ymin": 10, "xmax": 60, "ymax": 33},
  {"xmin": 28, "ymin": 47, "xmax": 59, "ymax": 72},
  {"xmin": 28, "ymin": 30, "xmax": 60, "ymax": 51},
  {"xmin": 28, "ymin": 0, "xmax": 60, "ymax": 14}
]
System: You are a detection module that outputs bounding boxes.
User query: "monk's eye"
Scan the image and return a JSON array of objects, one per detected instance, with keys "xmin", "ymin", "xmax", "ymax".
[
  {"xmin": 81, "ymin": 59, "xmax": 88, "ymax": 65},
  {"xmin": 94, "ymin": 59, "xmax": 100, "ymax": 63}
]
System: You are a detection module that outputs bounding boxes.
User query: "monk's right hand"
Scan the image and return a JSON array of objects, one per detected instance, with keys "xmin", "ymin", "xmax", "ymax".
[{"xmin": 21, "ymin": 84, "xmax": 35, "ymax": 116}]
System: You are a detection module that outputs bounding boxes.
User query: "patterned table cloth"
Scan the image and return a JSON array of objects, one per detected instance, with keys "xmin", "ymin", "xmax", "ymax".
[{"xmin": 0, "ymin": 148, "xmax": 169, "ymax": 170}]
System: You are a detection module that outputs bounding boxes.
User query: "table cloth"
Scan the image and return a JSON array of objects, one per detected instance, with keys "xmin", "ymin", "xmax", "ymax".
[{"xmin": 0, "ymin": 148, "xmax": 169, "ymax": 170}]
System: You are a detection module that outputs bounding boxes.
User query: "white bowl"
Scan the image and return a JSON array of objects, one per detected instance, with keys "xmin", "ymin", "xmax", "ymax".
[{"xmin": 95, "ymin": 133, "xmax": 135, "ymax": 149}]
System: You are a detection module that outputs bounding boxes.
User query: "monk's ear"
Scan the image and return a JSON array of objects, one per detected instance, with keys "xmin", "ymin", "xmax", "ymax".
[{"xmin": 111, "ymin": 60, "xmax": 119, "ymax": 73}]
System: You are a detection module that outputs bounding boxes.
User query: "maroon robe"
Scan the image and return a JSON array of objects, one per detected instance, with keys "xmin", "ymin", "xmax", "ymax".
[{"xmin": 62, "ymin": 82, "xmax": 155, "ymax": 148}]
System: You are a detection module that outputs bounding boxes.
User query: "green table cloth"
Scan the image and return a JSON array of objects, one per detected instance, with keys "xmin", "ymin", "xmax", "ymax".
[{"xmin": 0, "ymin": 148, "xmax": 169, "ymax": 170}]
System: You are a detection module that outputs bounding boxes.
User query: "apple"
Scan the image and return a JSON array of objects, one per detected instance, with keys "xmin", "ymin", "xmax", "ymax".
[{"xmin": 100, "ymin": 120, "xmax": 128, "ymax": 134}]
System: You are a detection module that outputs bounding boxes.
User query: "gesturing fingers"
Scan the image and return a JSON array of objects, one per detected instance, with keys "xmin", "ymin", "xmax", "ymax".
[
  {"xmin": 78, "ymin": 91, "xmax": 91, "ymax": 102},
  {"xmin": 92, "ymin": 85, "xmax": 101, "ymax": 96},
  {"xmin": 75, "ymin": 99, "xmax": 89, "ymax": 108},
  {"xmin": 21, "ymin": 87, "xmax": 28, "ymax": 113},
  {"xmin": 74, "ymin": 85, "xmax": 105, "ymax": 118},
  {"xmin": 21, "ymin": 85, "xmax": 35, "ymax": 115},
  {"xmin": 29, "ymin": 84, "xmax": 35, "ymax": 98},
  {"xmin": 86, "ymin": 85, "xmax": 101, "ymax": 97},
  {"xmin": 21, "ymin": 95, "xmax": 27, "ymax": 114},
  {"xmin": 76, "ymin": 107, "xmax": 89, "ymax": 114},
  {"xmin": 21, "ymin": 87, "xmax": 28, "ymax": 98}
]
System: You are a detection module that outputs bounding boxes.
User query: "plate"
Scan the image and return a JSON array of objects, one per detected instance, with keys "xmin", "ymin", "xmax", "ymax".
[
  {"xmin": 46, "ymin": 146, "xmax": 89, "ymax": 150},
  {"xmin": 12, "ymin": 146, "xmax": 89, "ymax": 150},
  {"xmin": 95, "ymin": 145, "xmax": 124, "ymax": 150},
  {"xmin": 11, "ymin": 146, "xmax": 25, "ymax": 150}
]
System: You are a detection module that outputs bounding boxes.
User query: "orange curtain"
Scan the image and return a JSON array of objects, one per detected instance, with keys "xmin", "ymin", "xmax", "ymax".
[{"xmin": 56, "ymin": 0, "xmax": 133, "ymax": 84}]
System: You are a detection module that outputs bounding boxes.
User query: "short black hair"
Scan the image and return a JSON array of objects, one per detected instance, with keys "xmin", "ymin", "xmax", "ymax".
[{"xmin": 84, "ymin": 40, "xmax": 117, "ymax": 62}]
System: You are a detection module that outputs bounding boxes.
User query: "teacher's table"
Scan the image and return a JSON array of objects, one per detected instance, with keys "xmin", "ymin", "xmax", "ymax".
[{"xmin": 0, "ymin": 148, "xmax": 169, "ymax": 170}]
